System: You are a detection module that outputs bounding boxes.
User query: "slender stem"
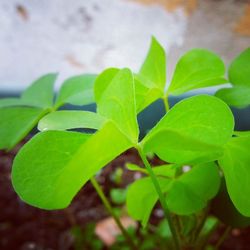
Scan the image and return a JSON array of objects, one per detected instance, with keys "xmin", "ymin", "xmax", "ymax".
[
  {"xmin": 137, "ymin": 146, "xmax": 181, "ymax": 250},
  {"xmin": 214, "ymin": 226, "xmax": 231, "ymax": 250},
  {"xmin": 192, "ymin": 207, "xmax": 209, "ymax": 244},
  {"xmin": 197, "ymin": 220, "xmax": 220, "ymax": 250},
  {"xmin": 162, "ymin": 95, "xmax": 170, "ymax": 112},
  {"xmin": 90, "ymin": 177, "xmax": 137, "ymax": 250}
]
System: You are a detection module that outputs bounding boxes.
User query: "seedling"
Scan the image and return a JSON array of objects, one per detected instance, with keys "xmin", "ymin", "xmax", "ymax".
[{"xmin": 0, "ymin": 38, "xmax": 250, "ymax": 250}]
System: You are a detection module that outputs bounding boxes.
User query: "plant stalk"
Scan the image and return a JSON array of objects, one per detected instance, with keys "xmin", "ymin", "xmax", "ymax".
[
  {"xmin": 191, "ymin": 207, "xmax": 209, "ymax": 244},
  {"xmin": 137, "ymin": 146, "xmax": 181, "ymax": 250},
  {"xmin": 197, "ymin": 220, "xmax": 220, "ymax": 250},
  {"xmin": 90, "ymin": 177, "xmax": 137, "ymax": 250},
  {"xmin": 214, "ymin": 226, "xmax": 231, "ymax": 250},
  {"xmin": 162, "ymin": 95, "xmax": 170, "ymax": 112}
]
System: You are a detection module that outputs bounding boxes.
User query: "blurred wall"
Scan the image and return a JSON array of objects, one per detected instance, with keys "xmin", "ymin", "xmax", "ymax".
[{"xmin": 0, "ymin": 0, "xmax": 249, "ymax": 92}]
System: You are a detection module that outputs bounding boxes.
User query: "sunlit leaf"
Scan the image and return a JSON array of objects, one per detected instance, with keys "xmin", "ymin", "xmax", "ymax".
[
  {"xmin": 216, "ymin": 49, "xmax": 250, "ymax": 108},
  {"xmin": 215, "ymin": 86, "xmax": 250, "ymax": 108},
  {"xmin": 55, "ymin": 74, "xmax": 97, "ymax": 108},
  {"xmin": 142, "ymin": 95, "xmax": 234, "ymax": 164},
  {"xmin": 126, "ymin": 162, "xmax": 176, "ymax": 177},
  {"xmin": 143, "ymin": 129, "xmax": 223, "ymax": 165},
  {"xmin": 0, "ymin": 98, "xmax": 26, "ymax": 108},
  {"xmin": 0, "ymin": 74, "xmax": 57, "ymax": 109},
  {"xmin": 233, "ymin": 130, "xmax": 250, "ymax": 137},
  {"xmin": 168, "ymin": 49, "xmax": 226, "ymax": 95},
  {"xmin": 38, "ymin": 111, "xmax": 106, "ymax": 131},
  {"xmin": 12, "ymin": 121, "xmax": 132, "ymax": 209},
  {"xmin": 96, "ymin": 68, "xmax": 139, "ymax": 143},
  {"xmin": 0, "ymin": 107, "xmax": 47, "ymax": 150},
  {"xmin": 21, "ymin": 73, "xmax": 57, "ymax": 108},
  {"xmin": 134, "ymin": 75, "xmax": 163, "ymax": 113},
  {"xmin": 139, "ymin": 37, "xmax": 166, "ymax": 90},
  {"xmin": 229, "ymin": 48, "xmax": 250, "ymax": 86},
  {"xmin": 94, "ymin": 68, "xmax": 119, "ymax": 103}
]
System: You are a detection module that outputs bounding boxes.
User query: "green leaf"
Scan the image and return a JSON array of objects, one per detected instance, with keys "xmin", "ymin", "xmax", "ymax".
[
  {"xmin": 166, "ymin": 162, "xmax": 220, "ymax": 215},
  {"xmin": 134, "ymin": 75, "xmax": 163, "ymax": 113},
  {"xmin": 96, "ymin": 68, "xmax": 139, "ymax": 143},
  {"xmin": 215, "ymin": 86, "xmax": 250, "ymax": 108},
  {"xmin": 142, "ymin": 95, "xmax": 234, "ymax": 164},
  {"xmin": 55, "ymin": 74, "xmax": 97, "ymax": 108},
  {"xmin": 157, "ymin": 220, "xmax": 172, "ymax": 238},
  {"xmin": 94, "ymin": 67, "xmax": 162, "ymax": 114},
  {"xmin": 143, "ymin": 129, "xmax": 223, "ymax": 165},
  {"xmin": 94, "ymin": 68, "xmax": 119, "ymax": 103},
  {"xmin": 12, "ymin": 121, "xmax": 132, "ymax": 209},
  {"xmin": 110, "ymin": 188, "xmax": 127, "ymax": 205},
  {"xmin": 0, "ymin": 98, "xmax": 25, "ymax": 108},
  {"xmin": 127, "ymin": 163, "xmax": 220, "ymax": 225},
  {"xmin": 139, "ymin": 37, "xmax": 166, "ymax": 90},
  {"xmin": 38, "ymin": 111, "xmax": 106, "ymax": 131},
  {"xmin": 0, "ymin": 107, "xmax": 47, "ymax": 150},
  {"xmin": 21, "ymin": 73, "xmax": 57, "ymax": 108},
  {"xmin": 233, "ymin": 130, "xmax": 250, "ymax": 137},
  {"xmin": 212, "ymin": 178, "xmax": 250, "ymax": 228},
  {"xmin": 126, "ymin": 162, "xmax": 176, "ymax": 178},
  {"xmin": 126, "ymin": 163, "xmax": 144, "ymax": 172},
  {"xmin": 126, "ymin": 176, "xmax": 170, "ymax": 227},
  {"xmin": 218, "ymin": 136, "xmax": 250, "ymax": 216},
  {"xmin": 199, "ymin": 216, "xmax": 218, "ymax": 237},
  {"xmin": 229, "ymin": 48, "xmax": 250, "ymax": 86},
  {"xmin": 215, "ymin": 48, "xmax": 250, "ymax": 108},
  {"xmin": 168, "ymin": 49, "xmax": 226, "ymax": 95},
  {"xmin": 152, "ymin": 164, "xmax": 176, "ymax": 178}
]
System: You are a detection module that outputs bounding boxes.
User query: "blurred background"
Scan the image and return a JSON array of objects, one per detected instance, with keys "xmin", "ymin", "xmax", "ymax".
[
  {"xmin": 1, "ymin": 1, "xmax": 250, "ymax": 250},
  {"xmin": 0, "ymin": 0, "xmax": 250, "ymax": 93}
]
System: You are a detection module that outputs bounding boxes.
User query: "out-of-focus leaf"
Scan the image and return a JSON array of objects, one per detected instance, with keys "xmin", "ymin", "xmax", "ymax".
[
  {"xmin": 55, "ymin": 74, "xmax": 97, "ymax": 108},
  {"xmin": 110, "ymin": 188, "xmax": 127, "ymax": 205},
  {"xmin": 218, "ymin": 136, "xmax": 250, "ymax": 216},
  {"xmin": 215, "ymin": 86, "xmax": 250, "ymax": 108},
  {"xmin": 0, "ymin": 107, "xmax": 47, "ymax": 150},
  {"xmin": 228, "ymin": 48, "xmax": 250, "ymax": 86},
  {"xmin": 166, "ymin": 162, "xmax": 221, "ymax": 215},
  {"xmin": 21, "ymin": 73, "xmax": 57, "ymax": 108},
  {"xmin": 216, "ymin": 48, "xmax": 250, "ymax": 108},
  {"xmin": 126, "ymin": 176, "xmax": 170, "ymax": 227}
]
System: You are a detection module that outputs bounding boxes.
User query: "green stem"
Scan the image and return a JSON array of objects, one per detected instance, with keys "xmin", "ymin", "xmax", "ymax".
[
  {"xmin": 90, "ymin": 177, "xmax": 137, "ymax": 250},
  {"xmin": 192, "ymin": 207, "xmax": 209, "ymax": 244},
  {"xmin": 162, "ymin": 95, "xmax": 170, "ymax": 112},
  {"xmin": 214, "ymin": 226, "xmax": 231, "ymax": 250},
  {"xmin": 198, "ymin": 220, "xmax": 220, "ymax": 250},
  {"xmin": 137, "ymin": 146, "xmax": 181, "ymax": 250}
]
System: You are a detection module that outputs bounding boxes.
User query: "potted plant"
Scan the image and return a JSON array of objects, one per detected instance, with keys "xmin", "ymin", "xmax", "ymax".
[{"xmin": 0, "ymin": 38, "xmax": 250, "ymax": 250}]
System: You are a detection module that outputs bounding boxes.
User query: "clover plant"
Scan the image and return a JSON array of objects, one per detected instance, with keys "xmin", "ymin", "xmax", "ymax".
[{"xmin": 0, "ymin": 37, "xmax": 250, "ymax": 250}]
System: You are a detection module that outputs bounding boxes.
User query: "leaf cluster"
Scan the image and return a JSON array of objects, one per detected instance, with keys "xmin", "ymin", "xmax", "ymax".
[{"xmin": 1, "ymin": 37, "xmax": 250, "ymax": 248}]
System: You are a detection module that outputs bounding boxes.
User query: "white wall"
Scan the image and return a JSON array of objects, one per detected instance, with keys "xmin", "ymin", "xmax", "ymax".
[{"xmin": 0, "ymin": 0, "xmax": 249, "ymax": 92}]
